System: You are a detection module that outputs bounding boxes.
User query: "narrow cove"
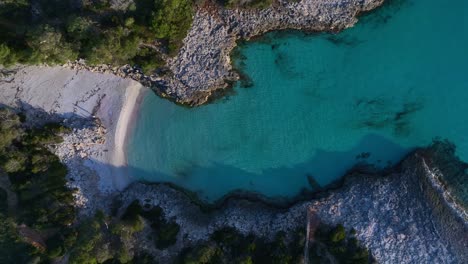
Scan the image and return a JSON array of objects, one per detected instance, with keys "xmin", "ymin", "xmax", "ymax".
[{"xmin": 127, "ymin": 0, "xmax": 468, "ymax": 202}]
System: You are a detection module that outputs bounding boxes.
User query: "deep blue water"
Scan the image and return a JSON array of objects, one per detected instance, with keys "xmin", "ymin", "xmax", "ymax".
[{"xmin": 128, "ymin": 0, "xmax": 468, "ymax": 201}]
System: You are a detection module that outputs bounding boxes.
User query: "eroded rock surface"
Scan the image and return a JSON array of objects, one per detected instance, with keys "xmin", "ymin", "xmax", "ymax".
[
  {"xmin": 121, "ymin": 143, "xmax": 467, "ymax": 263},
  {"xmin": 156, "ymin": 0, "xmax": 385, "ymax": 105}
]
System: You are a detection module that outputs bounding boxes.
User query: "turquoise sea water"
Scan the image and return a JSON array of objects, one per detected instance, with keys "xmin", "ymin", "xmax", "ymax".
[{"xmin": 128, "ymin": 0, "xmax": 468, "ymax": 202}]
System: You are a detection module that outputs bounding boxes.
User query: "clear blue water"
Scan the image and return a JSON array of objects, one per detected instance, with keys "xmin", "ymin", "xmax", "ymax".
[{"xmin": 128, "ymin": 0, "xmax": 468, "ymax": 202}]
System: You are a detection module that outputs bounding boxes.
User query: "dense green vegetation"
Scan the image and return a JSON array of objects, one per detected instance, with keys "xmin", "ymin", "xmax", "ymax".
[
  {"xmin": 0, "ymin": 215, "xmax": 38, "ymax": 263},
  {"xmin": 178, "ymin": 224, "xmax": 374, "ymax": 264},
  {"xmin": 0, "ymin": 108, "xmax": 74, "ymax": 229},
  {"xmin": 0, "ymin": 108, "xmax": 177, "ymax": 263},
  {"xmin": 68, "ymin": 210, "xmax": 141, "ymax": 263},
  {"xmin": 0, "ymin": 0, "xmax": 195, "ymax": 72},
  {"xmin": 0, "ymin": 107, "xmax": 75, "ymax": 262},
  {"xmin": 178, "ymin": 227, "xmax": 305, "ymax": 263},
  {"xmin": 122, "ymin": 200, "xmax": 181, "ymax": 249},
  {"xmin": 310, "ymin": 224, "xmax": 374, "ymax": 264},
  {"xmin": 220, "ymin": 0, "xmax": 273, "ymax": 9},
  {"xmin": 0, "ymin": 0, "xmax": 284, "ymax": 72},
  {"xmin": 0, "ymin": 188, "xmax": 7, "ymax": 213},
  {"xmin": 60, "ymin": 199, "xmax": 180, "ymax": 263},
  {"xmin": 0, "ymin": 108, "xmax": 140, "ymax": 263},
  {"xmin": 152, "ymin": 0, "xmax": 194, "ymax": 53}
]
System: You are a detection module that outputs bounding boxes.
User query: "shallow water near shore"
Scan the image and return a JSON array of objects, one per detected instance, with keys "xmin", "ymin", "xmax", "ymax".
[{"xmin": 128, "ymin": 0, "xmax": 468, "ymax": 202}]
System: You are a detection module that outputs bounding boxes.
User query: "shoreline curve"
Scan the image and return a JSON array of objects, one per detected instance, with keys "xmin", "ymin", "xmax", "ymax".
[{"xmin": 111, "ymin": 83, "xmax": 147, "ymax": 190}]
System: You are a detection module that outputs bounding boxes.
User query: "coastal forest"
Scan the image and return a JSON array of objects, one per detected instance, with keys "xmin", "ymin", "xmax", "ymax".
[
  {"xmin": 0, "ymin": 0, "xmax": 193, "ymax": 72},
  {"xmin": 0, "ymin": 106, "xmax": 373, "ymax": 264},
  {"xmin": 0, "ymin": 0, "xmax": 273, "ymax": 73}
]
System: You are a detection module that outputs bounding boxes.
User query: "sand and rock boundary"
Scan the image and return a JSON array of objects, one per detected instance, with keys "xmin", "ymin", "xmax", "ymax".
[
  {"xmin": 1, "ymin": 64, "xmax": 466, "ymax": 263},
  {"xmin": 0, "ymin": 66, "xmax": 146, "ymax": 214}
]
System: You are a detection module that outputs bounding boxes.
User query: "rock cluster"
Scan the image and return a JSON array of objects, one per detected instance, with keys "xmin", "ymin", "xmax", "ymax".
[
  {"xmin": 53, "ymin": 122, "xmax": 107, "ymax": 215},
  {"xmin": 64, "ymin": 0, "xmax": 386, "ymax": 106},
  {"xmin": 64, "ymin": 60, "xmax": 155, "ymax": 87},
  {"xmin": 119, "ymin": 143, "xmax": 467, "ymax": 263},
  {"xmin": 159, "ymin": 0, "xmax": 385, "ymax": 105},
  {"xmin": 308, "ymin": 149, "xmax": 467, "ymax": 264}
]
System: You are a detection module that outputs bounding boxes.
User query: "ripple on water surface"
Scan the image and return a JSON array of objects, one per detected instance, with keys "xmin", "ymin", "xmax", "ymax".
[{"xmin": 128, "ymin": 0, "xmax": 468, "ymax": 202}]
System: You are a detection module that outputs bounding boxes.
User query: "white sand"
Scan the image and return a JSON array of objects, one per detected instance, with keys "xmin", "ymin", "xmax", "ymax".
[
  {"xmin": 0, "ymin": 66, "xmax": 150, "ymax": 193},
  {"xmin": 111, "ymin": 83, "xmax": 146, "ymax": 190}
]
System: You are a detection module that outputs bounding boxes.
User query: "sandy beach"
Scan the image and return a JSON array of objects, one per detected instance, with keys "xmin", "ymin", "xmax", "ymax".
[
  {"xmin": 111, "ymin": 82, "xmax": 146, "ymax": 190},
  {"xmin": 0, "ymin": 65, "xmax": 149, "ymax": 199},
  {"xmin": 1, "ymin": 64, "xmax": 466, "ymax": 263}
]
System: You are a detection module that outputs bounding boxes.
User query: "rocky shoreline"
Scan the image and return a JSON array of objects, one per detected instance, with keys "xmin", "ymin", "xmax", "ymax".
[
  {"xmin": 115, "ymin": 142, "xmax": 467, "ymax": 263},
  {"xmin": 63, "ymin": 0, "xmax": 386, "ymax": 106},
  {"xmin": 157, "ymin": 0, "xmax": 385, "ymax": 105},
  {"xmin": 2, "ymin": 65, "xmax": 467, "ymax": 263},
  {"xmin": 1, "ymin": 0, "xmax": 467, "ymax": 262}
]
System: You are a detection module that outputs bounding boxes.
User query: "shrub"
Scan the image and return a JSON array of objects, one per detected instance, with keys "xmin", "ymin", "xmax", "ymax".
[
  {"xmin": 46, "ymin": 235, "xmax": 65, "ymax": 258},
  {"xmin": 0, "ymin": 108, "xmax": 75, "ymax": 231},
  {"xmin": 132, "ymin": 251, "xmax": 159, "ymax": 264},
  {"xmin": 2, "ymin": 153, "xmax": 27, "ymax": 173},
  {"xmin": 66, "ymin": 16, "xmax": 94, "ymax": 42},
  {"xmin": 84, "ymin": 28, "xmax": 141, "ymax": 65},
  {"xmin": 155, "ymin": 221, "xmax": 180, "ymax": 249},
  {"xmin": 180, "ymin": 225, "xmax": 370, "ymax": 264},
  {"xmin": 131, "ymin": 47, "xmax": 165, "ymax": 73},
  {"xmin": 69, "ymin": 217, "xmax": 104, "ymax": 264},
  {"xmin": 122, "ymin": 202, "xmax": 181, "ymax": 250},
  {"xmin": 151, "ymin": 0, "xmax": 194, "ymax": 54},
  {"xmin": 0, "ymin": 189, "xmax": 7, "ymax": 214},
  {"xmin": 211, "ymin": 227, "xmax": 240, "ymax": 245},
  {"xmin": 221, "ymin": 0, "xmax": 273, "ymax": 9},
  {"xmin": 122, "ymin": 200, "xmax": 143, "ymax": 220},
  {"xmin": 26, "ymin": 24, "xmax": 78, "ymax": 64},
  {"xmin": 0, "ymin": 0, "xmax": 194, "ymax": 72},
  {"xmin": 313, "ymin": 224, "xmax": 374, "ymax": 264},
  {"xmin": 0, "ymin": 44, "xmax": 18, "ymax": 66},
  {"xmin": 180, "ymin": 244, "xmax": 220, "ymax": 264},
  {"xmin": 120, "ymin": 200, "xmax": 146, "ymax": 233},
  {"xmin": 125, "ymin": 17, "xmax": 136, "ymax": 27},
  {"xmin": 0, "ymin": 108, "xmax": 22, "ymax": 150},
  {"xmin": 329, "ymin": 224, "xmax": 346, "ymax": 243},
  {"xmin": 0, "ymin": 215, "xmax": 38, "ymax": 263}
]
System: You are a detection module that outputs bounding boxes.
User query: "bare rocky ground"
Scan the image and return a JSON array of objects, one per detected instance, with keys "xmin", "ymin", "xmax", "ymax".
[
  {"xmin": 156, "ymin": 0, "xmax": 385, "ymax": 105},
  {"xmin": 121, "ymin": 144, "xmax": 467, "ymax": 263}
]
